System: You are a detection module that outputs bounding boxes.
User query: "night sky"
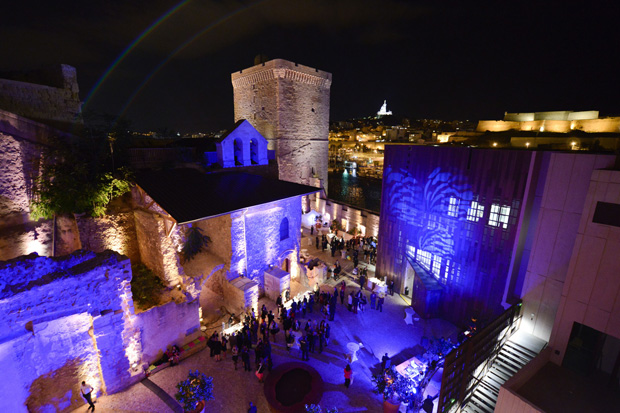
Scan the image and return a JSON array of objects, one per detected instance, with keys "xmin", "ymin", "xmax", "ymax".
[{"xmin": 1, "ymin": 0, "xmax": 619, "ymax": 132}]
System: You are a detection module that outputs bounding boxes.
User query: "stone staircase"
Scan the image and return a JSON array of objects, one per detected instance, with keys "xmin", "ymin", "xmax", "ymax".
[{"xmin": 463, "ymin": 332, "xmax": 546, "ymax": 413}]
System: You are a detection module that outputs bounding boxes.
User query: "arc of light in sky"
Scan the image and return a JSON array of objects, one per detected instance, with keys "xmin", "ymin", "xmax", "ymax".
[
  {"xmin": 83, "ymin": 0, "xmax": 192, "ymax": 109},
  {"xmin": 116, "ymin": 0, "xmax": 265, "ymax": 122}
]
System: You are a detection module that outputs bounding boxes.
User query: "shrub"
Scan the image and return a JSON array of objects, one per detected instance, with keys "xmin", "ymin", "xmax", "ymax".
[{"xmin": 131, "ymin": 264, "xmax": 165, "ymax": 309}]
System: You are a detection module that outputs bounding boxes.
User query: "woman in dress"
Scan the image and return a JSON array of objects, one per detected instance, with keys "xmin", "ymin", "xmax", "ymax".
[{"xmin": 344, "ymin": 364, "xmax": 353, "ymax": 388}]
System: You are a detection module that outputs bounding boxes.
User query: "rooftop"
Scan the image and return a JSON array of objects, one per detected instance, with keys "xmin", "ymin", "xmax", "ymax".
[{"xmin": 135, "ymin": 168, "xmax": 320, "ymax": 224}]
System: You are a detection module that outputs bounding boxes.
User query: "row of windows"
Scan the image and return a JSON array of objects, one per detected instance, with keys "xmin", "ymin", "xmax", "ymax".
[
  {"xmin": 449, "ymin": 197, "xmax": 515, "ymax": 229},
  {"xmin": 409, "ymin": 246, "xmax": 462, "ymax": 286}
]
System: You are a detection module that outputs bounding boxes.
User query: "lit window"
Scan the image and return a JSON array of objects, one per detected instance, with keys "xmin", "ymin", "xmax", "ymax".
[
  {"xmin": 417, "ymin": 250, "xmax": 431, "ymax": 271},
  {"xmin": 432, "ymin": 256, "xmax": 442, "ymax": 277},
  {"xmin": 467, "ymin": 201, "xmax": 485, "ymax": 222},
  {"xmin": 489, "ymin": 204, "xmax": 511, "ymax": 229},
  {"xmin": 448, "ymin": 197, "xmax": 459, "ymax": 217},
  {"xmin": 407, "ymin": 245, "xmax": 416, "ymax": 258}
]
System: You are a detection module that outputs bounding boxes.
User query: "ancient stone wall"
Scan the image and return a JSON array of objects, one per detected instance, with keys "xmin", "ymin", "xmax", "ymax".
[
  {"xmin": 135, "ymin": 299, "xmax": 201, "ymax": 363},
  {"xmin": 312, "ymin": 197, "xmax": 380, "ymax": 238},
  {"xmin": 232, "ymin": 59, "xmax": 331, "ymax": 194},
  {"xmin": 230, "ymin": 196, "xmax": 302, "ymax": 295},
  {"xmin": 76, "ymin": 212, "xmax": 140, "ymax": 263},
  {"xmin": 0, "ymin": 219, "xmax": 54, "ymax": 261},
  {"xmin": 0, "ymin": 109, "xmax": 84, "ymax": 261},
  {"xmin": 0, "ymin": 64, "xmax": 82, "ymax": 131},
  {"xmin": 133, "ymin": 209, "xmax": 184, "ymax": 286},
  {"xmin": 0, "ymin": 250, "xmax": 141, "ymax": 412}
]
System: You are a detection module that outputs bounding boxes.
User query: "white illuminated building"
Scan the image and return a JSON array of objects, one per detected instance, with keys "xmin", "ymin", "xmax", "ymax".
[{"xmin": 377, "ymin": 100, "xmax": 392, "ymax": 117}]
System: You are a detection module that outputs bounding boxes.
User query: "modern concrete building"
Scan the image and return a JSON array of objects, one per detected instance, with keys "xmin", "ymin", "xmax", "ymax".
[{"xmin": 377, "ymin": 144, "xmax": 620, "ymax": 411}]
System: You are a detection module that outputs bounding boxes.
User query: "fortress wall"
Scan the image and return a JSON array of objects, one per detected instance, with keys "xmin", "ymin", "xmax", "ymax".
[
  {"xmin": 135, "ymin": 299, "xmax": 201, "ymax": 362},
  {"xmin": 478, "ymin": 117, "xmax": 620, "ymax": 133},
  {"xmin": 76, "ymin": 212, "xmax": 140, "ymax": 263},
  {"xmin": 0, "ymin": 65, "xmax": 82, "ymax": 129},
  {"xmin": 232, "ymin": 59, "xmax": 331, "ymax": 193},
  {"xmin": 313, "ymin": 197, "xmax": 380, "ymax": 238},
  {"xmin": 0, "ymin": 251, "xmax": 141, "ymax": 411}
]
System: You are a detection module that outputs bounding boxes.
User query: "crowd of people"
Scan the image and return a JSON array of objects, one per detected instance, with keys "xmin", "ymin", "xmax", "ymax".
[
  {"xmin": 191, "ymin": 231, "xmax": 391, "ymax": 410},
  {"xmin": 314, "ymin": 234, "xmax": 377, "ymax": 266}
]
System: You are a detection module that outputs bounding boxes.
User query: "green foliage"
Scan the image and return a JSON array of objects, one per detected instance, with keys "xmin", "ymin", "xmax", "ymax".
[
  {"xmin": 330, "ymin": 219, "xmax": 343, "ymax": 232},
  {"xmin": 30, "ymin": 135, "xmax": 132, "ymax": 219},
  {"xmin": 131, "ymin": 264, "xmax": 165, "ymax": 309},
  {"xmin": 181, "ymin": 226, "xmax": 211, "ymax": 263},
  {"xmin": 175, "ymin": 370, "xmax": 214, "ymax": 410}
]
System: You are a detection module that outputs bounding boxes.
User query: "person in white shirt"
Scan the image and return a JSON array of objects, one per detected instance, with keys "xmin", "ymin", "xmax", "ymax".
[{"xmin": 81, "ymin": 381, "xmax": 95, "ymax": 410}]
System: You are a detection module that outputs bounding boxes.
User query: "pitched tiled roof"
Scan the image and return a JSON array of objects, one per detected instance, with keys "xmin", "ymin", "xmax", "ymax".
[{"xmin": 135, "ymin": 168, "xmax": 320, "ymax": 224}]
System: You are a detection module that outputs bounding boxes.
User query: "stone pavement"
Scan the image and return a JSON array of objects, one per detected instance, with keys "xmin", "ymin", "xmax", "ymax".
[{"xmin": 73, "ymin": 231, "xmax": 458, "ymax": 412}]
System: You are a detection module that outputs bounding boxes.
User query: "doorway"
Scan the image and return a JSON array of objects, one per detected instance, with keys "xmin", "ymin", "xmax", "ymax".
[{"xmin": 401, "ymin": 257, "xmax": 416, "ymax": 306}]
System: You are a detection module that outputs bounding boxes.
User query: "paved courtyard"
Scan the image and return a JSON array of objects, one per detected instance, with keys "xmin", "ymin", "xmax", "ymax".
[{"xmin": 73, "ymin": 230, "xmax": 458, "ymax": 412}]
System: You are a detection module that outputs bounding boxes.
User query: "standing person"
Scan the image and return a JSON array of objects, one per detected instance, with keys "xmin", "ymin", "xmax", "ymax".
[
  {"xmin": 382, "ymin": 353, "xmax": 391, "ymax": 371},
  {"xmin": 308, "ymin": 329, "xmax": 316, "ymax": 353},
  {"xmin": 329, "ymin": 294, "xmax": 337, "ymax": 321},
  {"xmin": 286, "ymin": 331, "xmax": 295, "ymax": 352},
  {"xmin": 325, "ymin": 323, "xmax": 331, "ymax": 346},
  {"xmin": 389, "ymin": 279, "xmax": 395, "ymax": 296},
  {"xmin": 81, "ymin": 381, "xmax": 96, "ymax": 411},
  {"xmin": 248, "ymin": 401, "xmax": 258, "ymax": 413},
  {"xmin": 359, "ymin": 292, "xmax": 367, "ymax": 313},
  {"xmin": 276, "ymin": 294, "xmax": 282, "ymax": 312},
  {"xmin": 344, "ymin": 365, "xmax": 353, "ymax": 388},
  {"xmin": 221, "ymin": 335, "xmax": 228, "ymax": 359},
  {"xmin": 231, "ymin": 344, "xmax": 239, "ymax": 370},
  {"xmin": 213, "ymin": 335, "xmax": 222, "ymax": 362},
  {"xmin": 241, "ymin": 346, "xmax": 251, "ymax": 371},
  {"xmin": 370, "ymin": 291, "xmax": 377, "ymax": 310},
  {"xmin": 347, "ymin": 292, "xmax": 353, "ymax": 312},
  {"xmin": 377, "ymin": 294, "xmax": 384, "ymax": 312},
  {"xmin": 300, "ymin": 335, "xmax": 309, "ymax": 361},
  {"xmin": 270, "ymin": 320, "xmax": 279, "ymax": 342},
  {"xmin": 316, "ymin": 235, "xmax": 319, "ymax": 249},
  {"xmin": 255, "ymin": 339, "xmax": 264, "ymax": 365}
]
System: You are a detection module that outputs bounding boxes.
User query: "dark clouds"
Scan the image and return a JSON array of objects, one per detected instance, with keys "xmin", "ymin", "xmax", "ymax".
[{"xmin": 1, "ymin": 0, "xmax": 619, "ymax": 132}]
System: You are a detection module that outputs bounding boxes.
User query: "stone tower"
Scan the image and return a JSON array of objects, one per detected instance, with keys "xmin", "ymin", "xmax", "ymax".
[{"xmin": 231, "ymin": 59, "xmax": 332, "ymax": 194}]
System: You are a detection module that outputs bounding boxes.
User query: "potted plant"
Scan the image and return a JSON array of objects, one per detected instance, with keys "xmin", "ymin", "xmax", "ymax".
[
  {"xmin": 175, "ymin": 370, "xmax": 214, "ymax": 413},
  {"xmin": 372, "ymin": 366, "xmax": 401, "ymax": 412},
  {"xmin": 372, "ymin": 366, "xmax": 421, "ymax": 413}
]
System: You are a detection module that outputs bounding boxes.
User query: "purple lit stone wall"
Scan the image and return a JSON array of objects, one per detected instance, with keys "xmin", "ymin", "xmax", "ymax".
[
  {"xmin": 136, "ymin": 300, "xmax": 201, "ymax": 362},
  {"xmin": 231, "ymin": 196, "xmax": 302, "ymax": 295},
  {"xmin": 0, "ymin": 250, "xmax": 142, "ymax": 412}
]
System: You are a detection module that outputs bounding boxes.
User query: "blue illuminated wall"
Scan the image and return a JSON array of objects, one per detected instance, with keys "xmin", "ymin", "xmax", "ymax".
[{"xmin": 377, "ymin": 146, "xmax": 537, "ymax": 324}]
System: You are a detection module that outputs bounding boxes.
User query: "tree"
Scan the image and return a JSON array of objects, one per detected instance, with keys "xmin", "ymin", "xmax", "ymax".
[{"xmin": 30, "ymin": 137, "xmax": 132, "ymax": 219}]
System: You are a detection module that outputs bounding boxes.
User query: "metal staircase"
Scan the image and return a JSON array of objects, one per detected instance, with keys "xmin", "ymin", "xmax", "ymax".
[{"xmin": 463, "ymin": 333, "xmax": 546, "ymax": 413}]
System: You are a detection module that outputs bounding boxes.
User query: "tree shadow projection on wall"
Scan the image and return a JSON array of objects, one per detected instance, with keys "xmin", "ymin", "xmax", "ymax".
[{"xmin": 27, "ymin": 357, "xmax": 85, "ymax": 412}]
